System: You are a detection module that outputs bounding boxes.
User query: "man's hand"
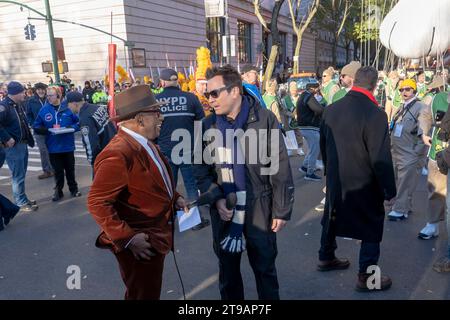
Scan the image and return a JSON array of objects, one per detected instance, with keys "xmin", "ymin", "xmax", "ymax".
[
  {"xmin": 271, "ymin": 219, "xmax": 287, "ymax": 233},
  {"xmin": 5, "ymin": 138, "xmax": 15, "ymax": 148},
  {"xmin": 216, "ymin": 198, "xmax": 233, "ymax": 221},
  {"xmin": 175, "ymin": 196, "xmax": 189, "ymax": 213},
  {"xmin": 127, "ymin": 233, "xmax": 155, "ymax": 261},
  {"xmin": 422, "ymin": 135, "xmax": 432, "ymax": 146}
]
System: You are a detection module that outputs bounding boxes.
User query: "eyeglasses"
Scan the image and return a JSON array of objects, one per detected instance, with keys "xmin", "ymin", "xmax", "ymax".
[
  {"xmin": 204, "ymin": 85, "xmax": 234, "ymax": 99},
  {"xmin": 141, "ymin": 109, "xmax": 161, "ymax": 117},
  {"xmin": 399, "ymin": 87, "xmax": 412, "ymax": 92}
]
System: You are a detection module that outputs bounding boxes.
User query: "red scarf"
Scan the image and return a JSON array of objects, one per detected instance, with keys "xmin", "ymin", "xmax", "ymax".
[{"xmin": 351, "ymin": 86, "xmax": 379, "ymax": 106}]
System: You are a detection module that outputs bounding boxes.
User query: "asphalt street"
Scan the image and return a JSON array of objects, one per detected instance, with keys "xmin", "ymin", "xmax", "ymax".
[{"xmin": 0, "ymin": 136, "xmax": 449, "ymax": 300}]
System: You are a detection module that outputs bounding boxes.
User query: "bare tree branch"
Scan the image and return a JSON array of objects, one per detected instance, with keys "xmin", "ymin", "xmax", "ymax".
[
  {"xmin": 253, "ymin": 0, "xmax": 270, "ymax": 32},
  {"xmin": 300, "ymin": 0, "xmax": 319, "ymax": 35},
  {"xmin": 287, "ymin": 0, "xmax": 300, "ymax": 34},
  {"xmin": 336, "ymin": 0, "xmax": 350, "ymax": 38}
]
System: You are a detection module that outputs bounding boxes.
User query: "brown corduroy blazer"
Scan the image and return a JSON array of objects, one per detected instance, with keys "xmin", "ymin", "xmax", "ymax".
[{"xmin": 87, "ymin": 128, "xmax": 180, "ymax": 254}]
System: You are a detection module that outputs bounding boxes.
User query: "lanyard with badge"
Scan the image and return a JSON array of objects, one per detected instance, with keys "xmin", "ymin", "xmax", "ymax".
[{"xmin": 389, "ymin": 99, "xmax": 418, "ymax": 137}]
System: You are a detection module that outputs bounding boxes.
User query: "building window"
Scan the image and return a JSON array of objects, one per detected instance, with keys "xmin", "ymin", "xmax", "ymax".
[
  {"xmin": 206, "ymin": 17, "xmax": 225, "ymax": 63},
  {"xmin": 237, "ymin": 20, "xmax": 252, "ymax": 63}
]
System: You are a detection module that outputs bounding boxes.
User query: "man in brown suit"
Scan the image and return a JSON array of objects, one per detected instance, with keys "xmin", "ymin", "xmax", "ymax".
[{"xmin": 87, "ymin": 85, "xmax": 187, "ymax": 300}]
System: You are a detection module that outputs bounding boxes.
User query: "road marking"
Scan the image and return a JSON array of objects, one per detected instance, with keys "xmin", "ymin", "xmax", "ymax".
[
  {"xmin": 28, "ymin": 151, "xmax": 86, "ymax": 159},
  {"xmin": 28, "ymin": 158, "xmax": 42, "ymax": 163},
  {"xmin": 178, "ymin": 273, "xmax": 219, "ymax": 300},
  {"xmin": 27, "ymin": 166, "xmax": 42, "ymax": 172},
  {"xmin": 0, "ymin": 176, "xmax": 10, "ymax": 180}
]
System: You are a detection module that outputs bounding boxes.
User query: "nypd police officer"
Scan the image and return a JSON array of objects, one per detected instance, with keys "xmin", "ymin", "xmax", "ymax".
[
  {"xmin": 65, "ymin": 91, "xmax": 116, "ymax": 168},
  {"xmin": 155, "ymin": 68, "xmax": 209, "ymax": 230}
]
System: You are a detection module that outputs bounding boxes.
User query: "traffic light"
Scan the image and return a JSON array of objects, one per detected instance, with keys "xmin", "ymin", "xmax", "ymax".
[
  {"xmin": 30, "ymin": 24, "xmax": 36, "ymax": 40},
  {"xmin": 24, "ymin": 24, "xmax": 30, "ymax": 40},
  {"xmin": 24, "ymin": 24, "xmax": 36, "ymax": 41}
]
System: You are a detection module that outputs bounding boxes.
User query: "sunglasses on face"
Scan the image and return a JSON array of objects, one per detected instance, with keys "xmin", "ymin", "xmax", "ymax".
[
  {"xmin": 399, "ymin": 87, "xmax": 412, "ymax": 92},
  {"xmin": 204, "ymin": 85, "xmax": 234, "ymax": 99}
]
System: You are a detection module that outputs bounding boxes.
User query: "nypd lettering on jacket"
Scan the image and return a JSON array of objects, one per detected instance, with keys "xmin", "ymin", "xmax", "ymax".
[
  {"xmin": 79, "ymin": 103, "xmax": 117, "ymax": 165},
  {"xmin": 158, "ymin": 96, "xmax": 189, "ymax": 114}
]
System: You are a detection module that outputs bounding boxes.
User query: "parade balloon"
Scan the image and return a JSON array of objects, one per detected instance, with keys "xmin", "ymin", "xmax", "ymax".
[{"xmin": 379, "ymin": 0, "xmax": 450, "ymax": 59}]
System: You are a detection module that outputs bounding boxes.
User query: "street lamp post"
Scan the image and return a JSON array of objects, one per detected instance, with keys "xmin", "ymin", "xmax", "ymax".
[
  {"xmin": 1, "ymin": 0, "xmax": 134, "ymax": 84},
  {"xmin": 44, "ymin": 0, "xmax": 60, "ymax": 83}
]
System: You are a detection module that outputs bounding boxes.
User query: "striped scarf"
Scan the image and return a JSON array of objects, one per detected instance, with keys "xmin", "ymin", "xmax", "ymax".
[{"xmin": 216, "ymin": 98, "xmax": 250, "ymax": 253}]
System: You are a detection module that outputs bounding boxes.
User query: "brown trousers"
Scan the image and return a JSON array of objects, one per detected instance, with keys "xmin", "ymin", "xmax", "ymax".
[
  {"xmin": 427, "ymin": 161, "xmax": 447, "ymax": 223},
  {"xmin": 114, "ymin": 249, "xmax": 165, "ymax": 300}
]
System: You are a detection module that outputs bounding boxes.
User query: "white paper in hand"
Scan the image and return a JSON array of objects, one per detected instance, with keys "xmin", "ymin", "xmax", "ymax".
[{"xmin": 177, "ymin": 206, "xmax": 201, "ymax": 232}]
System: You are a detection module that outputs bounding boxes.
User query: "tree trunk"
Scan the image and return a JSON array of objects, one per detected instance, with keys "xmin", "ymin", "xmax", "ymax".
[
  {"xmin": 265, "ymin": 45, "xmax": 279, "ymax": 90},
  {"xmin": 262, "ymin": 0, "xmax": 284, "ymax": 92},
  {"xmin": 293, "ymin": 34, "xmax": 303, "ymax": 74},
  {"xmin": 345, "ymin": 43, "xmax": 350, "ymax": 64},
  {"xmin": 332, "ymin": 38, "xmax": 338, "ymax": 67}
]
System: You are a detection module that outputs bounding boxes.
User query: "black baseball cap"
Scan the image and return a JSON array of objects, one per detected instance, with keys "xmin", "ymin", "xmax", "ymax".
[
  {"xmin": 160, "ymin": 68, "xmax": 178, "ymax": 81},
  {"xmin": 66, "ymin": 91, "xmax": 84, "ymax": 103}
]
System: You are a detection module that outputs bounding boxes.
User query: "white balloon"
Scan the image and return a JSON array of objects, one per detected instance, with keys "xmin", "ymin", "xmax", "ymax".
[{"xmin": 379, "ymin": 0, "xmax": 450, "ymax": 59}]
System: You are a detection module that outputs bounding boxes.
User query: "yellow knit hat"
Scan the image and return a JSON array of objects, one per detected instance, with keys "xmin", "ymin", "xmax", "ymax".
[{"xmin": 399, "ymin": 78, "xmax": 417, "ymax": 91}]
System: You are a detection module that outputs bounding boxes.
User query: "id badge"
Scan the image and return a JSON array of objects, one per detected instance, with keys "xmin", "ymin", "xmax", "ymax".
[{"xmin": 394, "ymin": 124, "xmax": 403, "ymax": 137}]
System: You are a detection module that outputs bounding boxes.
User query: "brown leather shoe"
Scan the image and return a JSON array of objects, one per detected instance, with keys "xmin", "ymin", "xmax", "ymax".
[
  {"xmin": 317, "ymin": 258, "xmax": 350, "ymax": 271},
  {"xmin": 356, "ymin": 272, "xmax": 392, "ymax": 292},
  {"xmin": 38, "ymin": 171, "xmax": 54, "ymax": 179}
]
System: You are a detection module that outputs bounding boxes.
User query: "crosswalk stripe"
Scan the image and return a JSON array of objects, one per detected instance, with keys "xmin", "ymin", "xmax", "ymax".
[
  {"xmin": 28, "ymin": 158, "xmax": 42, "ymax": 163},
  {"xmin": 28, "ymin": 151, "xmax": 86, "ymax": 158},
  {"xmin": 0, "ymin": 176, "xmax": 9, "ymax": 180},
  {"xmin": 27, "ymin": 166, "xmax": 42, "ymax": 172}
]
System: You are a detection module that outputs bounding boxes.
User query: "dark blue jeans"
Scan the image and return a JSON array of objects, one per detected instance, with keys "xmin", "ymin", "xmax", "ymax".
[
  {"xmin": 169, "ymin": 162, "xmax": 199, "ymax": 202},
  {"xmin": 319, "ymin": 223, "xmax": 380, "ymax": 273},
  {"xmin": 4, "ymin": 143, "xmax": 29, "ymax": 206}
]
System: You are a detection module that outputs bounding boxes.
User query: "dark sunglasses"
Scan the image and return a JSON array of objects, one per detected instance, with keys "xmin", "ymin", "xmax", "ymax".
[
  {"xmin": 399, "ymin": 87, "xmax": 412, "ymax": 92},
  {"xmin": 205, "ymin": 85, "xmax": 234, "ymax": 99}
]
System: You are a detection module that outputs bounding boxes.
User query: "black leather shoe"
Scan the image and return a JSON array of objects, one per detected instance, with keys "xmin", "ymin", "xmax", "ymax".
[
  {"xmin": 71, "ymin": 191, "xmax": 81, "ymax": 197},
  {"xmin": 52, "ymin": 190, "xmax": 64, "ymax": 202}
]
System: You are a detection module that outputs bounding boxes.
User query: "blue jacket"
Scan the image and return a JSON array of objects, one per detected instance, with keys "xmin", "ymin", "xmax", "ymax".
[
  {"xmin": 33, "ymin": 100, "xmax": 80, "ymax": 154},
  {"xmin": 26, "ymin": 94, "xmax": 46, "ymax": 126},
  {"xmin": 243, "ymin": 83, "xmax": 266, "ymax": 108}
]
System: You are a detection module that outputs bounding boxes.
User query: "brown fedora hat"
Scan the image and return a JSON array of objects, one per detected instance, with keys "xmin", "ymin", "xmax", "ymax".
[{"xmin": 111, "ymin": 85, "xmax": 164, "ymax": 122}]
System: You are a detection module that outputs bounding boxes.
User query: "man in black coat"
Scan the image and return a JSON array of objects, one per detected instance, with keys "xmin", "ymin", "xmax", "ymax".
[
  {"xmin": 193, "ymin": 65, "xmax": 294, "ymax": 300},
  {"xmin": 82, "ymin": 81, "xmax": 95, "ymax": 104},
  {"xmin": 318, "ymin": 66, "xmax": 397, "ymax": 291},
  {"xmin": 65, "ymin": 92, "xmax": 117, "ymax": 168}
]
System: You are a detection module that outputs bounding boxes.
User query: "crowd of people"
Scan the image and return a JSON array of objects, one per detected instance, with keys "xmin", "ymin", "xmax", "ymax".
[{"xmin": 0, "ymin": 51, "xmax": 449, "ymax": 300}]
